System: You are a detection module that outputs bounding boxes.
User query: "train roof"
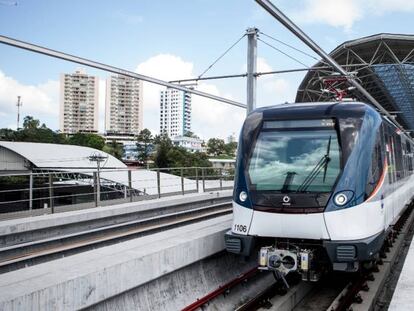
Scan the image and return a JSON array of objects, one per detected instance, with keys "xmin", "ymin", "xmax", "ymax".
[{"xmin": 251, "ymin": 101, "xmax": 377, "ymax": 120}]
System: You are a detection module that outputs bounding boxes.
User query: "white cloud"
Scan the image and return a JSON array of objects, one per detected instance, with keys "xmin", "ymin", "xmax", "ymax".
[
  {"xmin": 136, "ymin": 54, "xmax": 245, "ymax": 139},
  {"xmin": 290, "ymin": 0, "xmax": 414, "ymax": 31},
  {"xmin": 242, "ymin": 57, "xmax": 295, "ymax": 106},
  {"xmin": 136, "ymin": 54, "xmax": 195, "ymax": 135},
  {"xmin": 0, "ymin": 70, "xmax": 59, "ymax": 129},
  {"xmin": 241, "ymin": 57, "xmax": 273, "ymax": 77},
  {"xmin": 292, "ymin": 0, "xmax": 362, "ymax": 31},
  {"xmin": 191, "ymin": 83, "xmax": 245, "ymax": 140},
  {"xmin": 263, "ymin": 78, "xmax": 290, "ymax": 95}
]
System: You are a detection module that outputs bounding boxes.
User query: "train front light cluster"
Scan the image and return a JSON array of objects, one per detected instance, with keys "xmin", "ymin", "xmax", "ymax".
[
  {"xmin": 239, "ymin": 191, "xmax": 248, "ymax": 202},
  {"xmin": 331, "ymin": 190, "xmax": 355, "ymax": 209},
  {"xmin": 334, "ymin": 193, "xmax": 348, "ymax": 206}
]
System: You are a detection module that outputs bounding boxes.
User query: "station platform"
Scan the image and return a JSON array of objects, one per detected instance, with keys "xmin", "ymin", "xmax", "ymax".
[
  {"xmin": 0, "ymin": 214, "xmax": 232, "ymax": 310},
  {"xmin": 0, "ymin": 190, "xmax": 231, "ymax": 245},
  {"xmin": 388, "ymin": 234, "xmax": 414, "ymax": 310}
]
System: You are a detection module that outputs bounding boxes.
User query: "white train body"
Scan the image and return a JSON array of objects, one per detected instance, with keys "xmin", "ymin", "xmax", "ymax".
[{"xmin": 225, "ymin": 102, "xmax": 414, "ymax": 279}]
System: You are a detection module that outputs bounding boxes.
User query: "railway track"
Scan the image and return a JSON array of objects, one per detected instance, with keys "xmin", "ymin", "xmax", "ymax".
[
  {"xmin": 0, "ymin": 202, "xmax": 232, "ymax": 274},
  {"xmin": 180, "ymin": 201, "xmax": 414, "ymax": 311}
]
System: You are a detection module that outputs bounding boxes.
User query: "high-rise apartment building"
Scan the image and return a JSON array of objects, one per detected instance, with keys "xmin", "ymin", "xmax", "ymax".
[
  {"xmin": 59, "ymin": 69, "xmax": 99, "ymax": 134},
  {"xmin": 105, "ymin": 75, "xmax": 143, "ymax": 136},
  {"xmin": 159, "ymin": 88, "xmax": 191, "ymax": 138}
]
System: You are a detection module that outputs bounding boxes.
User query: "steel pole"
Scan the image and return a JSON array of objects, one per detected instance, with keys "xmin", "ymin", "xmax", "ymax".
[
  {"xmin": 29, "ymin": 173, "xmax": 33, "ymax": 210},
  {"xmin": 48, "ymin": 173, "xmax": 54, "ymax": 214},
  {"xmin": 246, "ymin": 28, "xmax": 258, "ymax": 114},
  {"xmin": 128, "ymin": 170, "xmax": 133, "ymax": 202},
  {"xmin": 157, "ymin": 169, "xmax": 161, "ymax": 198},
  {"xmin": 0, "ymin": 35, "xmax": 245, "ymax": 109},
  {"xmin": 96, "ymin": 161, "xmax": 101, "ymax": 205},
  {"xmin": 93, "ymin": 172, "xmax": 98, "ymax": 207},
  {"xmin": 254, "ymin": 0, "xmax": 412, "ymax": 141}
]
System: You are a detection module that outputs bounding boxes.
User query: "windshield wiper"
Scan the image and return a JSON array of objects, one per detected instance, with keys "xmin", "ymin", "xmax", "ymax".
[
  {"xmin": 322, "ymin": 136, "xmax": 332, "ymax": 183},
  {"xmin": 296, "ymin": 136, "xmax": 332, "ymax": 193}
]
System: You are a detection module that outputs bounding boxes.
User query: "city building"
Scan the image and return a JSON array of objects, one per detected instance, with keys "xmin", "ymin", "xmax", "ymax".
[
  {"xmin": 105, "ymin": 75, "xmax": 143, "ymax": 137},
  {"xmin": 172, "ymin": 136, "xmax": 204, "ymax": 153},
  {"xmin": 159, "ymin": 88, "xmax": 191, "ymax": 138},
  {"xmin": 59, "ymin": 69, "xmax": 99, "ymax": 134},
  {"xmin": 226, "ymin": 133, "xmax": 237, "ymax": 143},
  {"xmin": 208, "ymin": 158, "xmax": 236, "ymax": 170}
]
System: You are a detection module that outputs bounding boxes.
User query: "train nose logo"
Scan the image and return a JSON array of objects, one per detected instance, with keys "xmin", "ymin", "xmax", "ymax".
[{"xmin": 282, "ymin": 196, "xmax": 291, "ymax": 203}]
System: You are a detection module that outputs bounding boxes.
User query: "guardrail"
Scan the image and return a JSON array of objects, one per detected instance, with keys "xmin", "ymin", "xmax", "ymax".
[{"xmin": 0, "ymin": 166, "xmax": 234, "ymax": 218}]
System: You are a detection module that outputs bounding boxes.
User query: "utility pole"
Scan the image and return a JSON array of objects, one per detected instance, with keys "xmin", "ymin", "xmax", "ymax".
[
  {"xmin": 88, "ymin": 152, "xmax": 107, "ymax": 206},
  {"xmin": 246, "ymin": 27, "xmax": 258, "ymax": 114},
  {"xmin": 16, "ymin": 95, "xmax": 22, "ymax": 129}
]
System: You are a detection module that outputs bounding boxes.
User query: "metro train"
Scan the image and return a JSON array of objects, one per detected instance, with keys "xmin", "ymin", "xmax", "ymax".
[{"xmin": 225, "ymin": 101, "xmax": 414, "ymax": 281}]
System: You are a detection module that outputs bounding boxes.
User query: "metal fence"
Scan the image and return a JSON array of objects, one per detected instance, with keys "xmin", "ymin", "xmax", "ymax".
[{"xmin": 0, "ymin": 166, "xmax": 234, "ymax": 218}]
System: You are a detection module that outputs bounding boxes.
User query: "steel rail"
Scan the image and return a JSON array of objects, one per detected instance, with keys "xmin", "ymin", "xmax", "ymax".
[
  {"xmin": 0, "ymin": 35, "xmax": 246, "ymax": 108},
  {"xmin": 0, "ymin": 202, "xmax": 232, "ymax": 273},
  {"xmin": 181, "ymin": 266, "xmax": 259, "ymax": 311},
  {"xmin": 254, "ymin": 0, "xmax": 414, "ymax": 142}
]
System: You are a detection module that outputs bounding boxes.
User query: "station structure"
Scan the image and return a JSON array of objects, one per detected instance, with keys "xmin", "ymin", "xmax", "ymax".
[
  {"xmin": 1, "ymin": 4, "xmax": 414, "ymax": 310},
  {"xmin": 297, "ymin": 34, "xmax": 414, "ymax": 132}
]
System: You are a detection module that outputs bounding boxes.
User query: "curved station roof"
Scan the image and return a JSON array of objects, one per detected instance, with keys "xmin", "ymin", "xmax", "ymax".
[{"xmin": 296, "ymin": 33, "xmax": 414, "ymax": 131}]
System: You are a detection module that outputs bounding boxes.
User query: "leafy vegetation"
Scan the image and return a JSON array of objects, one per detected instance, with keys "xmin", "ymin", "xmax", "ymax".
[
  {"xmin": 136, "ymin": 128, "xmax": 153, "ymax": 166},
  {"xmin": 0, "ymin": 116, "xmax": 238, "ymax": 168}
]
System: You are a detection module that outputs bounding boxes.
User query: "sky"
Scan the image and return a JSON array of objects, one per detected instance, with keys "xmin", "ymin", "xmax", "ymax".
[{"xmin": 0, "ymin": 0, "xmax": 413, "ymax": 140}]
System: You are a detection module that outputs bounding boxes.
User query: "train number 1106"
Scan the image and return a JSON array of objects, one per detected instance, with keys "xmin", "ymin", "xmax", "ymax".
[{"xmin": 233, "ymin": 224, "xmax": 247, "ymax": 233}]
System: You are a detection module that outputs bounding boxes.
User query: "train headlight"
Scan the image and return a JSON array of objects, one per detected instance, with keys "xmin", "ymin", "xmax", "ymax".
[
  {"xmin": 239, "ymin": 191, "xmax": 248, "ymax": 202},
  {"xmin": 334, "ymin": 193, "xmax": 348, "ymax": 206}
]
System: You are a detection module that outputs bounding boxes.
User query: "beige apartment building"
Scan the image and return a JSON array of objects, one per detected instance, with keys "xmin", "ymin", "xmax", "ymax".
[
  {"xmin": 105, "ymin": 75, "xmax": 143, "ymax": 136},
  {"xmin": 59, "ymin": 69, "xmax": 99, "ymax": 134}
]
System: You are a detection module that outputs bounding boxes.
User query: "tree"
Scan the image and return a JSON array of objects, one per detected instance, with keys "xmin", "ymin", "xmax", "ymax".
[
  {"xmin": 22, "ymin": 116, "xmax": 40, "ymax": 130},
  {"xmin": 0, "ymin": 128, "xmax": 16, "ymax": 141},
  {"xmin": 68, "ymin": 133, "xmax": 105, "ymax": 150},
  {"xmin": 224, "ymin": 141, "xmax": 238, "ymax": 156},
  {"xmin": 184, "ymin": 131, "xmax": 199, "ymax": 139},
  {"xmin": 153, "ymin": 134, "xmax": 173, "ymax": 168},
  {"xmin": 103, "ymin": 139, "xmax": 123, "ymax": 160},
  {"xmin": 136, "ymin": 129, "xmax": 153, "ymax": 166},
  {"xmin": 207, "ymin": 138, "xmax": 226, "ymax": 157},
  {"xmin": 5, "ymin": 115, "xmax": 68, "ymax": 144}
]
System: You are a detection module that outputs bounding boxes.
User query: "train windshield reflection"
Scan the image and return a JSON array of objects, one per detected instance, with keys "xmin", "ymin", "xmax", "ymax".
[{"xmin": 248, "ymin": 128, "xmax": 341, "ymax": 192}]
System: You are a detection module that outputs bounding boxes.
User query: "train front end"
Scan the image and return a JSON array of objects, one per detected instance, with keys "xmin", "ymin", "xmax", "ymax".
[{"xmin": 225, "ymin": 102, "xmax": 385, "ymax": 281}]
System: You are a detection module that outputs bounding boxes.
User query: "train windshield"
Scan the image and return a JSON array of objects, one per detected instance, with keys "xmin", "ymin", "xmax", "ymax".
[{"xmin": 248, "ymin": 120, "xmax": 341, "ymax": 193}]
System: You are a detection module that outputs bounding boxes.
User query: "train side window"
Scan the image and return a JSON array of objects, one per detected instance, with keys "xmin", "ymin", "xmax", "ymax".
[
  {"xmin": 366, "ymin": 133, "xmax": 383, "ymax": 197},
  {"xmin": 407, "ymin": 141, "xmax": 413, "ymax": 172},
  {"xmin": 384, "ymin": 133, "xmax": 393, "ymax": 184}
]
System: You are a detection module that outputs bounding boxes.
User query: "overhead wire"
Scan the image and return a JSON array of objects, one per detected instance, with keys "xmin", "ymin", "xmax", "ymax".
[
  {"xmin": 259, "ymin": 31, "xmax": 328, "ymax": 64},
  {"xmin": 197, "ymin": 33, "xmax": 246, "ymax": 79},
  {"xmin": 258, "ymin": 38, "xmax": 309, "ymax": 68}
]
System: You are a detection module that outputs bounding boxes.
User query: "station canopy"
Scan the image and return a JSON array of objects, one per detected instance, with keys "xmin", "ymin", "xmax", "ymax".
[{"xmin": 296, "ymin": 33, "xmax": 414, "ymax": 131}]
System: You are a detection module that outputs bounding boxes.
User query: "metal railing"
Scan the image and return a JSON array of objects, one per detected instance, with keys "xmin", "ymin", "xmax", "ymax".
[{"xmin": 0, "ymin": 166, "xmax": 234, "ymax": 218}]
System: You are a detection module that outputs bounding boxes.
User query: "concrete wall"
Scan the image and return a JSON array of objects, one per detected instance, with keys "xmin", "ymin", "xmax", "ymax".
[
  {"xmin": 0, "ymin": 147, "xmax": 27, "ymax": 171},
  {"xmin": 88, "ymin": 252, "xmax": 274, "ymax": 311},
  {"xmin": 0, "ymin": 215, "xmax": 233, "ymax": 310}
]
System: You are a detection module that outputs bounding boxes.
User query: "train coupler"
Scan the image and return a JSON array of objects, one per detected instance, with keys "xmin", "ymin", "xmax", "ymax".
[{"xmin": 258, "ymin": 246, "xmax": 321, "ymax": 282}]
